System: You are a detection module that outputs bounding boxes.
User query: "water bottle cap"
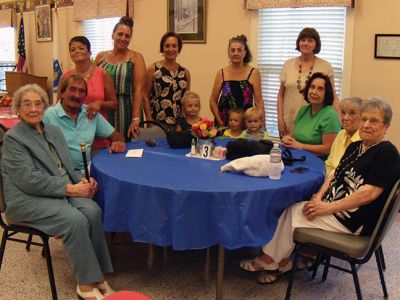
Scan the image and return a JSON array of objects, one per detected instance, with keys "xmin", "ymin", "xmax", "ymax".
[{"xmin": 273, "ymin": 143, "xmax": 279, "ymax": 147}]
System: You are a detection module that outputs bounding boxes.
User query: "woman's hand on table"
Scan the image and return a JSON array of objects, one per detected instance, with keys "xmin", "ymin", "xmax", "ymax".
[
  {"xmin": 282, "ymin": 135, "xmax": 303, "ymax": 150},
  {"xmin": 109, "ymin": 141, "xmax": 126, "ymax": 153},
  {"xmin": 128, "ymin": 118, "xmax": 140, "ymax": 139},
  {"xmin": 86, "ymin": 101, "xmax": 102, "ymax": 120}
]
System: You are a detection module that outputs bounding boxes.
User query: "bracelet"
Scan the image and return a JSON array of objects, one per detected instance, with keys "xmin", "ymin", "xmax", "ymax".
[{"xmin": 132, "ymin": 117, "xmax": 140, "ymax": 121}]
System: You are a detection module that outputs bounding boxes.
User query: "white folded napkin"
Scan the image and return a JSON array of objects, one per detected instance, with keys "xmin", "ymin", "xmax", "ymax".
[{"xmin": 220, "ymin": 154, "xmax": 284, "ymax": 177}]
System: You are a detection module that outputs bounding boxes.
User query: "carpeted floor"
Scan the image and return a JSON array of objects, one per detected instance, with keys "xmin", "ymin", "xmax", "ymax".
[{"xmin": 1, "ymin": 216, "xmax": 399, "ymax": 300}]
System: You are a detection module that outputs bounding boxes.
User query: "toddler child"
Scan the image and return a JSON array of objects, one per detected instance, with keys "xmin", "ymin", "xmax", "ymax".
[
  {"xmin": 240, "ymin": 107, "xmax": 270, "ymax": 140},
  {"xmin": 176, "ymin": 91, "xmax": 202, "ymax": 131},
  {"xmin": 222, "ymin": 108, "xmax": 245, "ymax": 138}
]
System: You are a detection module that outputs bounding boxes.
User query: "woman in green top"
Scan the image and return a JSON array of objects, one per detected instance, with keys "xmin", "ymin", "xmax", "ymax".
[
  {"xmin": 282, "ymin": 72, "xmax": 340, "ymax": 159},
  {"xmin": 94, "ymin": 16, "xmax": 146, "ymax": 140}
]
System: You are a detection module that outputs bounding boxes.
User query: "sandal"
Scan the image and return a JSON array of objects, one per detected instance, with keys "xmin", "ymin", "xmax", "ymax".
[
  {"xmin": 296, "ymin": 252, "xmax": 317, "ymax": 270},
  {"xmin": 77, "ymin": 286, "xmax": 105, "ymax": 300},
  {"xmin": 256, "ymin": 261, "xmax": 293, "ymax": 284},
  {"xmin": 240, "ymin": 256, "xmax": 279, "ymax": 272},
  {"xmin": 98, "ymin": 281, "xmax": 115, "ymax": 297}
]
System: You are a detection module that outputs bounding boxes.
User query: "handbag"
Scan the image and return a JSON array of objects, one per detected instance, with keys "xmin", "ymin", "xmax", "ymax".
[
  {"xmin": 281, "ymin": 148, "xmax": 306, "ymax": 166},
  {"xmin": 226, "ymin": 139, "xmax": 274, "ymax": 160},
  {"xmin": 140, "ymin": 120, "xmax": 193, "ymax": 149}
]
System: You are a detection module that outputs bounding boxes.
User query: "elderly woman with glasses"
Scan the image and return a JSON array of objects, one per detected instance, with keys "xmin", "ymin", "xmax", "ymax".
[
  {"xmin": 1, "ymin": 84, "xmax": 114, "ymax": 300},
  {"xmin": 240, "ymin": 98, "xmax": 400, "ymax": 285}
]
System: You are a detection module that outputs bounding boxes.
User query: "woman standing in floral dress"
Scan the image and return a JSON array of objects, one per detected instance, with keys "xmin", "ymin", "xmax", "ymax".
[{"xmin": 209, "ymin": 35, "xmax": 265, "ymax": 127}]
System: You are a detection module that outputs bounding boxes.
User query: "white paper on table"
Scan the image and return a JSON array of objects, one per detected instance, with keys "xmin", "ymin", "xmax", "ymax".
[{"xmin": 125, "ymin": 149, "xmax": 144, "ymax": 158}]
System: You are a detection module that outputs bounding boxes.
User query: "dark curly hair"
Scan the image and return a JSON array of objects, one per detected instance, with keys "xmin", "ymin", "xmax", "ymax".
[
  {"xmin": 302, "ymin": 72, "xmax": 333, "ymax": 106},
  {"xmin": 295, "ymin": 27, "xmax": 321, "ymax": 54},
  {"xmin": 228, "ymin": 34, "xmax": 252, "ymax": 63},
  {"xmin": 69, "ymin": 36, "xmax": 91, "ymax": 52},
  {"xmin": 160, "ymin": 32, "xmax": 183, "ymax": 53},
  {"xmin": 113, "ymin": 16, "xmax": 134, "ymax": 33}
]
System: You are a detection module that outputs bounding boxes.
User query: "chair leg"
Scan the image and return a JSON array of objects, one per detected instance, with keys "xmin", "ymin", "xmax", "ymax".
[
  {"xmin": 350, "ymin": 261, "xmax": 363, "ymax": 300},
  {"xmin": 378, "ymin": 245, "xmax": 386, "ymax": 271},
  {"xmin": 0, "ymin": 229, "xmax": 8, "ymax": 270},
  {"xmin": 312, "ymin": 253, "xmax": 322, "ymax": 279},
  {"xmin": 42, "ymin": 236, "xmax": 57, "ymax": 300},
  {"xmin": 285, "ymin": 245, "xmax": 300, "ymax": 300},
  {"xmin": 375, "ymin": 250, "xmax": 388, "ymax": 298},
  {"xmin": 25, "ymin": 233, "xmax": 33, "ymax": 252},
  {"xmin": 322, "ymin": 256, "xmax": 331, "ymax": 281}
]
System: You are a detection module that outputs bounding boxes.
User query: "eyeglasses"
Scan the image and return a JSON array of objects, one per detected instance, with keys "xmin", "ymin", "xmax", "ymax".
[
  {"xmin": 21, "ymin": 101, "xmax": 44, "ymax": 110},
  {"xmin": 360, "ymin": 117, "xmax": 385, "ymax": 126}
]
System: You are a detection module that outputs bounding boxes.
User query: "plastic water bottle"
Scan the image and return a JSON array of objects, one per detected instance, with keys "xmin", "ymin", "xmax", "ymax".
[
  {"xmin": 191, "ymin": 138, "xmax": 197, "ymax": 155},
  {"xmin": 269, "ymin": 143, "xmax": 282, "ymax": 180}
]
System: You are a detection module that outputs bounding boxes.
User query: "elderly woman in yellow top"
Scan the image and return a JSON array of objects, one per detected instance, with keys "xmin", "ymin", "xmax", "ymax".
[{"xmin": 325, "ymin": 97, "xmax": 362, "ymax": 176}]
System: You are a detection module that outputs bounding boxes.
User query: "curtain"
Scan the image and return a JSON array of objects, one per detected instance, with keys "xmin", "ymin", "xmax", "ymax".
[
  {"xmin": 0, "ymin": 8, "xmax": 15, "ymax": 28},
  {"xmin": 74, "ymin": 0, "xmax": 134, "ymax": 21},
  {"xmin": 246, "ymin": 0, "xmax": 355, "ymax": 9}
]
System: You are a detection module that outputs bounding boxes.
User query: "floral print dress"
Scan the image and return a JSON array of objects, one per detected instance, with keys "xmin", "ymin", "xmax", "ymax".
[
  {"xmin": 217, "ymin": 68, "xmax": 255, "ymax": 126},
  {"xmin": 150, "ymin": 61, "xmax": 188, "ymax": 126}
]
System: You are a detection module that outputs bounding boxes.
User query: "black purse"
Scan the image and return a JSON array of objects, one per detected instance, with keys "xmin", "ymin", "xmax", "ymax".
[
  {"xmin": 226, "ymin": 139, "xmax": 274, "ymax": 160},
  {"xmin": 281, "ymin": 148, "xmax": 306, "ymax": 166},
  {"xmin": 140, "ymin": 120, "xmax": 193, "ymax": 149}
]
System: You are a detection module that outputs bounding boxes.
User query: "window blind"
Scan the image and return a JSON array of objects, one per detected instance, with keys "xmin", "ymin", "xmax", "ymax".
[
  {"xmin": 258, "ymin": 7, "xmax": 346, "ymax": 137},
  {"xmin": 82, "ymin": 17, "xmax": 120, "ymax": 59}
]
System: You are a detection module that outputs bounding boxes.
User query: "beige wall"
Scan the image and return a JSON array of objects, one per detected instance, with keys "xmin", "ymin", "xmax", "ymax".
[{"xmin": 9, "ymin": 0, "xmax": 399, "ymax": 147}]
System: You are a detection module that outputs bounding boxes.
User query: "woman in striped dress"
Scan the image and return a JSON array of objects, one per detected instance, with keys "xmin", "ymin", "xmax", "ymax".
[{"xmin": 94, "ymin": 16, "xmax": 146, "ymax": 140}]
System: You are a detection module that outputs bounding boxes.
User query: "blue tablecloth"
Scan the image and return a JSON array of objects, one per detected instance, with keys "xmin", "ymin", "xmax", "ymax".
[{"xmin": 91, "ymin": 138, "xmax": 325, "ymax": 250}]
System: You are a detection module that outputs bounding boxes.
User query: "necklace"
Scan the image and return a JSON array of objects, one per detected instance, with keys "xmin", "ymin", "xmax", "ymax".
[
  {"xmin": 77, "ymin": 64, "xmax": 92, "ymax": 82},
  {"xmin": 334, "ymin": 140, "xmax": 383, "ymax": 179},
  {"xmin": 297, "ymin": 58, "xmax": 314, "ymax": 94}
]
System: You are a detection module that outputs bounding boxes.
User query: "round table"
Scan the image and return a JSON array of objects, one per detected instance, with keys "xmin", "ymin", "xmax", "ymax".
[{"xmin": 91, "ymin": 138, "xmax": 325, "ymax": 250}]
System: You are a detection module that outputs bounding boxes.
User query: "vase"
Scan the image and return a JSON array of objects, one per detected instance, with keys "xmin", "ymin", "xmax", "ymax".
[{"xmin": 197, "ymin": 138, "xmax": 214, "ymax": 158}]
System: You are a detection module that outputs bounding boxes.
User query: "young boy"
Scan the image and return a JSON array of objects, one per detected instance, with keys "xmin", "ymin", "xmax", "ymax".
[{"xmin": 240, "ymin": 107, "xmax": 270, "ymax": 140}]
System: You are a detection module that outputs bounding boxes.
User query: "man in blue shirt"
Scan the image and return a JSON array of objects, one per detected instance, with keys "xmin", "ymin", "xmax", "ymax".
[{"xmin": 44, "ymin": 74, "xmax": 125, "ymax": 171}]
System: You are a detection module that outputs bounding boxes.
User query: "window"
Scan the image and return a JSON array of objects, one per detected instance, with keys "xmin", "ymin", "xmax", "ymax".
[
  {"xmin": 82, "ymin": 17, "xmax": 120, "ymax": 59},
  {"xmin": 0, "ymin": 26, "xmax": 15, "ymax": 91},
  {"xmin": 258, "ymin": 7, "xmax": 346, "ymax": 137}
]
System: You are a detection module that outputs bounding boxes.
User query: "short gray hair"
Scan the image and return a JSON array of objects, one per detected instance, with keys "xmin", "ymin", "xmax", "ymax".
[
  {"xmin": 12, "ymin": 84, "xmax": 49, "ymax": 111},
  {"xmin": 340, "ymin": 97, "xmax": 363, "ymax": 109},
  {"xmin": 361, "ymin": 97, "xmax": 392, "ymax": 125}
]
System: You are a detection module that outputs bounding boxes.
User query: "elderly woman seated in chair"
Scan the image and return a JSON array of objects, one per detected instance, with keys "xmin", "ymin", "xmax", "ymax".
[
  {"xmin": 239, "ymin": 98, "xmax": 400, "ymax": 284},
  {"xmin": 1, "ymin": 84, "xmax": 114, "ymax": 300}
]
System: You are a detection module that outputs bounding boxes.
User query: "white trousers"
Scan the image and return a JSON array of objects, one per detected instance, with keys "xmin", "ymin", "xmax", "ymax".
[{"xmin": 262, "ymin": 201, "xmax": 352, "ymax": 263}]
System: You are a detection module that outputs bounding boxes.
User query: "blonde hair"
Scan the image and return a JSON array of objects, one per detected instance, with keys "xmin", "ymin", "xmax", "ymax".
[
  {"xmin": 182, "ymin": 91, "xmax": 200, "ymax": 107},
  {"xmin": 244, "ymin": 107, "xmax": 263, "ymax": 120}
]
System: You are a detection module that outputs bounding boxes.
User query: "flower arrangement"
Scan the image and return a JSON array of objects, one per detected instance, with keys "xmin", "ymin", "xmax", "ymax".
[
  {"xmin": 191, "ymin": 118, "xmax": 218, "ymax": 139},
  {"xmin": 0, "ymin": 96, "xmax": 12, "ymax": 107}
]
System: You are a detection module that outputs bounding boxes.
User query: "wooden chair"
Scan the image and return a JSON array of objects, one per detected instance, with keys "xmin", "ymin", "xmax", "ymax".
[
  {"xmin": 0, "ymin": 139, "xmax": 58, "ymax": 300},
  {"xmin": 285, "ymin": 179, "xmax": 400, "ymax": 300}
]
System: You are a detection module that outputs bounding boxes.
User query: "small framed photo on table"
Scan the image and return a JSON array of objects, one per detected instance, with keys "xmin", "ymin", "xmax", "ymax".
[
  {"xmin": 35, "ymin": 4, "xmax": 52, "ymax": 42},
  {"xmin": 374, "ymin": 34, "xmax": 400, "ymax": 59},
  {"xmin": 167, "ymin": 0, "xmax": 206, "ymax": 43}
]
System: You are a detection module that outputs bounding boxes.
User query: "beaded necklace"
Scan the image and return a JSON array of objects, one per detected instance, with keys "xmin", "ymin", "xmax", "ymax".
[
  {"xmin": 334, "ymin": 140, "xmax": 383, "ymax": 179},
  {"xmin": 296, "ymin": 59, "xmax": 314, "ymax": 94},
  {"xmin": 76, "ymin": 64, "xmax": 92, "ymax": 82}
]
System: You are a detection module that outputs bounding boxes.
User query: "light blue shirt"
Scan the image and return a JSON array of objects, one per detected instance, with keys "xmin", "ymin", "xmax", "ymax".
[{"xmin": 43, "ymin": 102, "xmax": 114, "ymax": 170}]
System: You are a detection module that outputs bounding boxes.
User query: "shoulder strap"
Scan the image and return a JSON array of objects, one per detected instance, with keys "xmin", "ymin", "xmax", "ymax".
[
  {"xmin": 247, "ymin": 68, "xmax": 255, "ymax": 80},
  {"xmin": 221, "ymin": 69, "xmax": 225, "ymax": 81}
]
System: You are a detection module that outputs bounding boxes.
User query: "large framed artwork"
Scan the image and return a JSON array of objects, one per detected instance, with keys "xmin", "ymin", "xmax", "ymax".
[
  {"xmin": 168, "ymin": 0, "xmax": 206, "ymax": 43},
  {"xmin": 374, "ymin": 34, "xmax": 400, "ymax": 59},
  {"xmin": 35, "ymin": 4, "xmax": 52, "ymax": 42}
]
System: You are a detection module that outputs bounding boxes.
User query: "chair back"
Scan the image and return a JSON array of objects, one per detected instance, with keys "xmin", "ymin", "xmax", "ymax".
[
  {"xmin": 136, "ymin": 123, "xmax": 166, "ymax": 141},
  {"xmin": 366, "ymin": 179, "xmax": 400, "ymax": 259}
]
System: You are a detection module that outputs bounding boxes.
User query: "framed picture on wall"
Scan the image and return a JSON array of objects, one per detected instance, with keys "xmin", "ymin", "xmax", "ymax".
[
  {"xmin": 374, "ymin": 34, "xmax": 400, "ymax": 59},
  {"xmin": 35, "ymin": 5, "xmax": 52, "ymax": 42},
  {"xmin": 167, "ymin": 0, "xmax": 206, "ymax": 43}
]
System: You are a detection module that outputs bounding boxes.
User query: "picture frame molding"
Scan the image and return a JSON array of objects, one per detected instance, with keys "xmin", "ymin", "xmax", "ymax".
[
  {"xmin": 167, "ymin": 0, "xmax": 206, "ymax": 44},
  {"xmin": 374, "ymin": 34, "xmax": 400, "ymax": 59},
  {"xmin": 35, "ymin": 4, "xmax": 52, "ymax": 42}
]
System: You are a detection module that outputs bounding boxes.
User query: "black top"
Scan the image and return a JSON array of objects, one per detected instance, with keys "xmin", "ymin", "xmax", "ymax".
[
  {"xmin": 323, "ymin": 140, "xmax": 400, "ymax": 235},
  {"xmin": 176, "ymin": 117, "xmax": 192, "ymax": 131}
]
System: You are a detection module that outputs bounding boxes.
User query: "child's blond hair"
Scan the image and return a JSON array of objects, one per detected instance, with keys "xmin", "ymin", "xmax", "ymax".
[
  {"xmin": 244, "ymin": 107, "xmax": 263, "ymax": 121},
  {"xmin": 228, "ymin": 108, "xmax": 245, "ymax": 129},
  {"xmin": 182, "ymin": 91, "xmax": 201, "ymax": 107}
]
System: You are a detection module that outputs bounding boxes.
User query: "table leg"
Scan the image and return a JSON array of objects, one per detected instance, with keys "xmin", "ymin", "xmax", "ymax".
[
  {"xmin": 204, "ymin": 247, "xmax": 210, "ymax": 282},
  {"xmin": 216, "ymin": 244, "xmax": 225, "ymax": 300},
  {"xmin": 147, "ymin": 244, "xmax": 154, "ymax": 269}
]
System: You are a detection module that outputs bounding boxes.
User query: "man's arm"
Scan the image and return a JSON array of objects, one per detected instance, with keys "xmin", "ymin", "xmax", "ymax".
[{"xmin": 107, "ymin": 130, "xmax": 126, "ymax": 153}]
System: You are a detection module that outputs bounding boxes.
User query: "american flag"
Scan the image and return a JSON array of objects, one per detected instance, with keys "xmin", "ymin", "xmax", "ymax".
[{"xmin": 16, "ymin": 16, "xmax": 27, "ymax": 73}]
